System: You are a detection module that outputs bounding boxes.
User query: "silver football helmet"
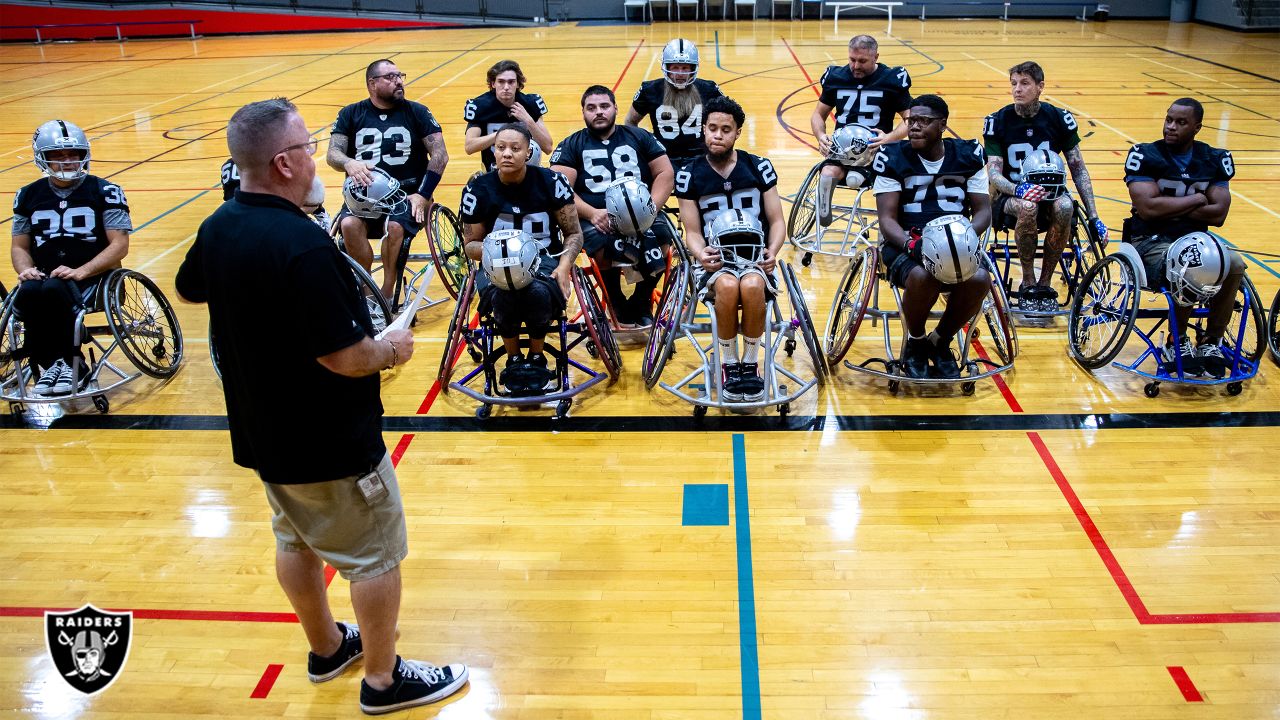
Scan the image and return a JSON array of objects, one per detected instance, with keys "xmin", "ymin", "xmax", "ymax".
[
  {"xmin": 343, "ymin": 167, "xmax": 407, "ymax": 219},
  {"xmin": 828, "ymin": 124, "xmax": 877, "ymax": 167},
  {"xmin": 33, "ymin": 119, "xmax": 91, "ymax": 181},
  {"xmin": 482, "ymin": 228, "xmax": 541, "ymax": 291},
  {"xmin": 920, "ymin": 214, "xmax": 983, "ymax": 285},
  {"xmin": 1020, "ymin": 148, "xmax": 1067, "ymax": 200},
  {"xmin": 707, "ymin": 209, "xmax": 766, "ymax": 268},
  {"xmin": 1166, "ymin": 231, "xmax": 1230, "ymax": 307},
  {"xmin": 527, "ymin": 142, "xmax": 542, "ymax": 167},
  {"xmin": 661, "ymin": 39, "xmax": 700, "ymax": 90},
  {"xmin": 605, "ymin": 177, "xmax": 658, "ymax": 238}
]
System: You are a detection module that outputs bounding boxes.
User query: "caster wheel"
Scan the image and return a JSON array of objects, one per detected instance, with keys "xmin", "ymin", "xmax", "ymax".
[
  {"xmin": 801, "ymin": 253, "xmax": 813, "ymax": 267},
  {"xmin": 693, "ymin": 405, "xmax": 708, "ymax": 419},
  {"xmin": 778, "ymin": 402, "xmax": 790, "ymax": 417},
  {"xmin": 971, "ymin": 327, "xmax": 981, "ymax": 340},
  {"xmin": 555, "ymin": 399, "xmax": 572, "ymax": 419},
  {"xmin": 475, "ymin": 404, "xmax": 492, "ymax": 419},
  {"xmin": 469, "ymin": 348, "xmax": 483, "ymax": 363},
  {"xmin": 888, "ymin": 379, "xmax": 900, "ymax": 395},
  {"xmin": 1227, "ymin": 382, "xmax": 1243, "ymax": 396},
  {"xmin": 586, "ymin": 340, "xmax": 599, "ymax": 359},
  {"xmin": 784, "ymin": 339, "xmax": 796, "ymax": 357},
  {"xmin": 961, "ymin": 382, "xmax": 976, "ymax": 396},
  {"xmin": 10, "ymin": 402, "xmax": 25, "ymax": 418},
  {"xmin": 1144, "ymin": 382, "xmax": 1160, "ymax": 398},
  {"xmin": 93, "ymin": 395, "xmax": 109, "ymax": 414}
]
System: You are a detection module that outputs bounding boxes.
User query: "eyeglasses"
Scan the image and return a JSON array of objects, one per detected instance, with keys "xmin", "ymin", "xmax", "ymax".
[
  {"xmin": 274, "ymin": 139, "xmax": 319, "ymax": 157},
  {"xmin": 906, "ymin": 115, "xmax": 942, "ymax": 127},
  {"xmin": 371, "ymin": 71, "xmax": 407, "ymax": 83}
]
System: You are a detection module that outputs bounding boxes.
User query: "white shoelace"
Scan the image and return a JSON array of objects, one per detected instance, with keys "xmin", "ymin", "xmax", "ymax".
[
  {"xmin": 399, "ymin": 659, "xmax": 447, "ymax": 685},
  {"xmin": 342, "ymin": 623, "xmax": 360, "ymax": 640},
  {"xmin": 1199, "ymin": 344, "xmax": 1226, "ymax": 359}
]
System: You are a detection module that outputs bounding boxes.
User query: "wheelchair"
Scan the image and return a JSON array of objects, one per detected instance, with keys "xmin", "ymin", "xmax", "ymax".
[
  {"xmin": 787, "ymin": 161, "xmax": 878, "ymax": 267},
  {"xmin": 437, "ymin": 265, "xmax": 621, "ymax": 420},
  {"xmin": 986, "ymin": 199, "xmax": 1105, "ymax": 325},
  {"xmin": 642, "ymin": 258, "xmax": 826, "ymax": 418},
  {"xmin": 822, "ymin": 242, "xmax": 1018, "ymax": 395},
  {"xmin": 1, "ymin": 268, "xmax": 183, "ymax": 415},
  {"xmin": 578, "ymin": 212, "xmax": 687, "ymax": 344},
  {"xmin": 1067, "ymin": 244, "xmax": 1265, "ymax": 397},
  {"xmin": 1267, "ymin": 286, "xmax": 1280, "ymax": 368}
]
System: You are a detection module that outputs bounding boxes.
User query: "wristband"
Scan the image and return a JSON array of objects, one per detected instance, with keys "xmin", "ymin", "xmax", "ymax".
[{"xmin": 417, "ymin": 170, "xmax": 443, "ymax": 200}]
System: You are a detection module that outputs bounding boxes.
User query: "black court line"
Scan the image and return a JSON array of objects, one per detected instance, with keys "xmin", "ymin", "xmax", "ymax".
[
  {"xmin": 7, "ymin": 410, "xmax": 1280, "ymax": 432},
  {"xmin": 1152, "ymin": 46, "xmax": 1280, "ymax": 84}
]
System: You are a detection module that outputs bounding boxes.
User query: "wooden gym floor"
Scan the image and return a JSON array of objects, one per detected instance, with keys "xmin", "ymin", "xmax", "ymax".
[{"xmin": 1, "ymin": 16, "xmax": 1278, "ymax": 719}]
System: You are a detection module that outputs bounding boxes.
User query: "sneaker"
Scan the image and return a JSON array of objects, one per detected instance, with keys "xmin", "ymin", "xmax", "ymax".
[
  {"xmin": 738, "ymin": 362, "xmax": 765, "ymax": 402},
  {"xmin": 1197, "ymin": 341, "xmax": 1230, "ymax": 379},
  {"xmin": 525, "ymin": 352, "xmax": 556, "ymax": 390},
  {"xmin": 900, "ymin": 337, "xmax": 932, "ymax": 380},
  {"xmin": 1016, "ymin": 284, "xmax": 1039, "ymax": 311},
  {"xmin": 1037, "ymin": 287, "xmax": 1061, "ymax": 313},
  {"xmin": 359, "ymin": 656, "xmax": 469, "ymax": 715},
  {"xmin": 308, "ymin": 622, "xmax": 362, "ymax": 683},
  {"xmin": 720, "ymin": 362, "xmax": 744, "ymax": 402},
  {"xmin": 33, "ymin": 360, "xmax": 68, "ymax": 396},
  {"xmin": 930, "ymin": 338, "xmax": 961, "ymax": 379},
  {"xmin": 499, "ymin": 353, "xmax": 528, "ymax": 392},
  {"xmin": 1161, "ymin": 336, "xmax": 1202, "ymax": 377}
]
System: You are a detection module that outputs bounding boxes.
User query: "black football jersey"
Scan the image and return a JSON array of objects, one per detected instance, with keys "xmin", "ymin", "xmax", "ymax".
[
  {"xmin": 674, "ymin": 150, "xmax": 778, "ymax": 238},
  {"xmin": 332, "ymin": 99, "xmax": 442, "ymax": 186},
  {"xmin": 630, "ymin": 78, "xmax": 723, "ymax": 163},
  {"xmin": 221, "ymin": 158, "xmax": 240, "ymax": 201},
  {"xmin": 549, "ymin": 125, "xmax": 668, "ymax": 208},
  {"xmin": 459, "ymin": 166, "xmax": 575, "ymax": 255},
  {"xmin": 873, "ymin": 138, "xmax": 987, "ymax": 230},
  {"xmin": 464, "ymin": 90, "xmax": 549, "ymax": 171},
  {"xmin": 13, "ymin": 176, "xmax": 129, "ymax": 273},
  {"xmin": 982, "ymin": 103, "xmax": 1081, "ymax": 182},
  {"xmin": 817, "ymin": 63, "xmax": 912, "ymax": 135},
  {"xmin": 1123, "ymin": 140, "xmax": 1234, "ymax": 238}
]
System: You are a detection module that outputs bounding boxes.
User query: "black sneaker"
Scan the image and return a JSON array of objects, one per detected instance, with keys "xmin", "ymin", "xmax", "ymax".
[
  {"xmin": 308, "ymin": 622, "xmax": 362, "ymax": 683},
  {"xmin": 930, "ymin": 338, "xmax": 961, "ymax": 379},
  {"xmin": 1038, "ymin": 286, "xmax": 1061, "ymax": 313},
  {"xmin": 720, "ymin": 362, "xmax": 744, "ymax": 402},
  {"xmin": 499, "ymin": 353, "xmax": 525, "ymax": 388},
  {"xmin": 901, "ymin": 337, "xmax": 932, "ymax": 380},
  {"xmin": 1160, "ymin": 336, "xmax": 1201, "ymax": 377},
  {"xmin": 33, "ymin": 360, "xmax": 68, "ymax": 396},
  {"xmin": 1197, "ymin": 341, "xmax": 1230, "ymax": 379},
  {"xmin": 359, "ymin": 656, "xmax": 469, "ymax": 715},
  {"xmin": 738, "ymin": 362, "xmax": 765, "ymax": 402},
  {"xmin": 525, "ymin": 352, "xmax": 555, "ymax": 390}
]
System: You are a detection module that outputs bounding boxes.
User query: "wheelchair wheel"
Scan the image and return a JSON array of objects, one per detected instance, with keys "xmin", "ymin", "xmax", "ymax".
[
  {"xmin": 787, "ymin": 164, "xmax": 821, "ymax": 243},
  {"xmin": 341, "ymin": 253, "xmax": 394, "ymax": 337},
  {"xmin": 105, "ymin": 269, "xmax": 183, "ymax": 379},
  {"xmin": 0, "ymin": 290, "xmax": 22, "ymax": 386},
  {"xmin": 1075, "ymin": 202, "xmax": 1106, "ymax": 269},
  {"xmin": 437, "ymin": 270, "xmax": 476, "ymax": 387},
  {"xmin": 979, "ymin": 257, "xmax": 1019, "ymax": 366},
  {"xmin": 823, "ymin": 244, "xmax": 877, "ymax": 367},
  {"xmin": 1268, "ymin": 287, "xmax": 1280, "ymax": 367},
  {"xmin": 780, "ymin": 261, "xmax": 828, "ymax": 384},
  {"xmin": 573, "ymin": 266, "xmax": 622, "ymax": 381},
  {"xmin": 1226, "ymin": 274, "xmax": 1267, "ymax": 364},
  {"xmin": 209, "ymin": 333, "xmax": 222, "ymax": 382},
  {"xmin": 427, "ymin": 204, "xmax": 470, "ymax": 301},
  {"xmin": 643, "ymin": 262, "xmax": 689, "ymax": 390},
  {"xmin": 1068, "ymin": 253, "xmax": 1139, "ymax": 370}
]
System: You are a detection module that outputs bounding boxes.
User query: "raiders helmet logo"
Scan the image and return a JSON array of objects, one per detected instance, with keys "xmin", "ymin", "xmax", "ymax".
[
  {"xmin": 723, "ymin": 181, "xmax": 733, "ymax": 191},
  {"xmin": 1177, "ymin": 244, "xmax": 1204, "ymax": 268},
  {"xmin": 44, "ymin": 605, "xmax": 132, "ymax": 696}
]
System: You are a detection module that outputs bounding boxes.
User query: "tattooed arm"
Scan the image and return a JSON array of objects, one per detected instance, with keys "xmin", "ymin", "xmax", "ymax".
[
  {"xmin": 327, "ymin": 132, "xmax": 374, "ymax": 185},
  {"xmin": 551, "ymin": 203, "xmax": 582, "ymax": 297},
  {"xmin": 987, "ymin": 155, "xmax": 1018, "ymax": 197},
  {"xmin": 1065, "ymin": 146, "xmax": 1099, "ymax": 219}
]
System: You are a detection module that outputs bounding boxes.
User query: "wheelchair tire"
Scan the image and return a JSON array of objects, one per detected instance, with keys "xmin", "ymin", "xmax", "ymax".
[
  {"xmin": 979, "ymin": 255, "xmax": 1019, "ymax": 366},
  {"xmin": 573, "ymin": 266, "xmax": 622, "ymax": 381},
  {"xmin": 437, "ymin": 271, "xmax": 476, "ymax": 388},
  {"xmin": 209, "ymin": 333, "xmax": 222, "ymax": 382},
  {"xmin": 1068, "ymin": 253, "xmax": 1139, "ymax": 370},
  {"xmin": 823, "ymin": 244, "xmax": 878, "ymax": 367},
  {"xmin": 1223, "ymin": 274, "xmax": 1267, "ymax": 367},
  {"xmin": 341, "ymin": 254, "xmax": 394, "ymax": 338},
  {"xmin": 1268, "ymin": 287, "xmax": 1280, "ymax": 367},
  {"xmin": 787, "ymin": 164, "xmax": 821, "ymax": 244},
  {"xmin": 0, "ymin": 290, "xmax": 21, "ymax": 386},
  {"xmin": 105, "ymin": 269, "xmax": 184, "ymax": 379},
  {"xmin": 427, "ymin": 204, "xmax": 470, "ymax": 301},
  {"xmin": 643, "ymin": 262, "xmax": 689, "ymax": 390},
  {"xmin": 781, "ymin": 261, "xmax": 828, "ymax": 385}
]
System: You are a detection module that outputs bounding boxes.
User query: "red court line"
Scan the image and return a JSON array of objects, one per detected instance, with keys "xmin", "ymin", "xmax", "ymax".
[
  {"xmin": 613, "ymin": 39, "xmax": 645, "ymax": 93},
  {"xmin": 416, "ymin": 312, "xmax": 479, "ymax": 415},
  {"xmin": 390, "ymin": 433, "xmax": 415, "ymax": 466},
  {"xmin": 250, "ymin": 663, "xmax": 284, "ymax": 699},
  {"xmin": 0, "ymin": 606, "xmax": 297, "ymax": 623},
  {"xmin": 323, "ymin": 564, "xmax": 338, "ymax": 588},
  {"xmin": 1166, "ymin": 666, "xmax": 1205, "ymax": 702},
  {"xmin": 780, "ymin": 37, "xmax": 821, "ymax": 98},
  {"xmin": 970, "ymin": 338, "xmax": 1022, "ymax": 413}
]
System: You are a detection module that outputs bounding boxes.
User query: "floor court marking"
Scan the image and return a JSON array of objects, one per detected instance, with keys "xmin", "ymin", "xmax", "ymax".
[
  {"xmin": 731, "ymin": 433, "xmax": 762, "ymax": 720},
  {"xmin": 1166, "ymin": 666, "xmax": 1205, "ymax": 702},
  {"xmin": 250, "ymin": 663, "xmax": 284, "ymax": 699}
]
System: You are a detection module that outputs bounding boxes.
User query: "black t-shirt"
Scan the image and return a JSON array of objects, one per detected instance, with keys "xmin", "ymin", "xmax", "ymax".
[
  {"xmin": 460, "ymin": 166, "xmax": 575, "ymax": 255},
  {"xmin": 332, "ymin": 98, "xmax": 442, "ymax": 186},
  {"xmin": 674, "ymin": 149, "xmax": 778, "ymax": 238},
  {"xmin": 982, "ymin": 102, "xmax": 1081, "ymax": 183},
  {"xmin": 464, "ymin": 89, "xmax": 548, "ymax": 171},
  {"xmin": 873, "ymin": 138, "xmax": 987, "ymax": 230},
  {"xmin": 817, "ymin": 63, "xmax": 913, "ymax": 135},
  {"xmin": 220, "ymin": 158, "xmax": 240, "ymax": 201},
  {"xmin": 13, "ymin": 175, "xmax": 128, "ymax": 273},
  {"xmin": 549, "ymin": 125, "xmax": 667, "ymax": 208},
  {"xmin": 1123, "ymin": 140, "xmax": 1234, "ymax": 238},
  {"xmin": 175, "ymin": 191, "xmax": 385, "ymax": 484},
  {"xmin": 630, "ymin": 78, "xmax": 723, "ymax": 162}
]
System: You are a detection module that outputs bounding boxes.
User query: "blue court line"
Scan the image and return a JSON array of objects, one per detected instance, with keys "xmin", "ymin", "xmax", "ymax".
[
  {"xmin": 731, "ymin": 433, "xmax": 762, "ymax": 720},
  {"xmin": 715, "ymin": 30, "xmax": 722, "ymax": 71},
  {"xmin": 131, "ymin": 188, "xmax": 214, "ymax": 234},
  {"xmin": 1213, "ymin": 232, "xmax": 1280, "ymax": 281},
  {"xmin": 683, "ymin": 483, "xmax": 729, "ymax": 526}
]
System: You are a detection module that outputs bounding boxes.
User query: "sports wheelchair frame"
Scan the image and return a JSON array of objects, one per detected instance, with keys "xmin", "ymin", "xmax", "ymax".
[
  {"xmin": 986, "ymin": 199, "xmax": 1104, "ymax": 324},
  {"xmin": 787, "ymin": 161, "xmax": 878, "ymax": 267}
]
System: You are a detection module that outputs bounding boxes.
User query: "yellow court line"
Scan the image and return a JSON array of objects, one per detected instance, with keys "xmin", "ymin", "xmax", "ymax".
[
  {"xmin": 413, "ymin": 55, "xmax": 492, "ymax": 102},
  {"xmin": 136, "ymin": 231, "xmax": 197, "ymax": 273}
]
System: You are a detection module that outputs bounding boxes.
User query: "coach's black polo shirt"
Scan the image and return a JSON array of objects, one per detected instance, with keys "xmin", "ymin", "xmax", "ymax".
[{"xmin": 176, "ymin": 190, "xmax": 385, "ymax": 484}]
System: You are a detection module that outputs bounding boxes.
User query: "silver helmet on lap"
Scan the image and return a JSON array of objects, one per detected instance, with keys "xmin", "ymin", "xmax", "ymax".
[
  {"xmin": 33, "ymin": 119, "xmax": 91, "ymax": 181},
  {"xmin": 920, "ymin": 214, "xmax": 983, "ymax": 285},
  {"xmin": 707, "ymin": 209, "xmax": 766, "ymax": 267},
  {"xmin": 1166, "ymin": 231, "xmax": 1229, "ymax": 307},
  {"xmin": 343, "ymin": 167, "xmax": 407, "ymax": 219},
  {"xmin": 828, "ymin": 124, "xmax": 877, "ymax": 166},
  {"xmin": 482, "ymin": 228, "xmax": 541, "ymax": 291},
  {"xmin": 1019, "ymin": 148, "xmax": 1067, "ymax": 200},
  {"xmin": 605, "ymin": 177, "xmax": 658, "ymax": 238}
]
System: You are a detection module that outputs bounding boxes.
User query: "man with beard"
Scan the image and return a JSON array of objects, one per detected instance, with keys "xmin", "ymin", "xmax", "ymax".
[
  {"xmin": 464, "ymin": 60, "xmax": 553, "ymax": 171},
  {"xmin": 809, "ymin": 34, "xmax": 912, "ymax": 227},
  {"xmin": 327, "ymin": 59, "xmax": 448, "ymax": 305},
  {"xmin": 550, "ymin": 85, "xmax": 674, "ymax": 328},
  {"xmin": 675, "ymin": 95, "xmax": 786, "ymax": 403},
  {"xmin": 625, "ymin": 38, "xmax": 723, "ymax": 172}
]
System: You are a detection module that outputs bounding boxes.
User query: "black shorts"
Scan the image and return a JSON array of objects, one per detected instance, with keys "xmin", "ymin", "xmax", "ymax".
[
  {"xmin": 581, "ymin": 217, "xmax": 673, "ymax": 279},
  {"xmin": 479, "ymin": 275, "xmax": 567, "ymax": 338},
  {"xmin": 993, "ymin": 193, "xmax": 1055, "ymax": 234},
  {"xmin": 336, "ymin": 204, "xmax": 422, "ymax": 241},
  {"xmin": 880, "ymin": 243, "xmax": 923, "ymax": 289}
]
